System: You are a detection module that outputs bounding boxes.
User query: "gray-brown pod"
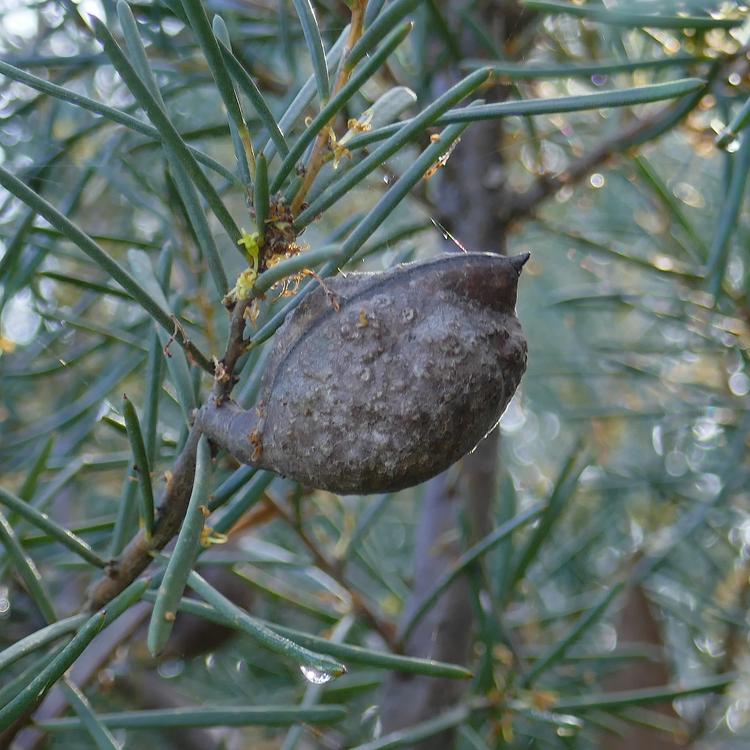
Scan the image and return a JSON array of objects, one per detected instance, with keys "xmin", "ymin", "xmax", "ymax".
[{"xmin": 199, "ymin": 252, "xmax": 528, "ymax": 494}]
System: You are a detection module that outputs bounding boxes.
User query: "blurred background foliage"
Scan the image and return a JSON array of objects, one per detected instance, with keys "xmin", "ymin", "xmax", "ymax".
[{"xmin": 2, "ymin": 0, "xmax": 750, "ymax": 748}]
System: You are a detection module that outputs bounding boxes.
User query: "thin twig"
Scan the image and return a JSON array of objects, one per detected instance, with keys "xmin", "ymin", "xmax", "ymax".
[{"xmin": 213, "ymin": 298, "xmax": 252, "ymax": 404}]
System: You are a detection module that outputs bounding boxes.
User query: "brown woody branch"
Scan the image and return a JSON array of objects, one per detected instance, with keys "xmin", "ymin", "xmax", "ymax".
[
  {"xmin": 213, "ymin": 298, "xmax": 252, "ymax": 404},
  {"xmin": 85, "ymin": 297, "xmax": 260, "ymax": 614},
  {"xmin": 84, "ymin": 427, "xmax": 202, "ymax": 611}
]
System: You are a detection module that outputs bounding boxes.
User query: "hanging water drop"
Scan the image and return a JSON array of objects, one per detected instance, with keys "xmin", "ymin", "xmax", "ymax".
[
  {"xmin": 725, "ymin": 138, "xmax": 741, "ymax": 153},
  {"xmin": 300, "ymin": 665, "xmax": 335, "ymax": 684},
  {"xmin": 157, "ymin": 659, "xmax": 184, "ymax": 680}
]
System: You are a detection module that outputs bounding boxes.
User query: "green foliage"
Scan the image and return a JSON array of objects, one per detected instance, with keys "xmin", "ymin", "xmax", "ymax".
[{"xmin": 1, "ymin": 0, "xmax": 749, "ymax": 747}]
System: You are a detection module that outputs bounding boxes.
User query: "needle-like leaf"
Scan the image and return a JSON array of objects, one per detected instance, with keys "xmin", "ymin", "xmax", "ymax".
[{"xmin": 0, "ymin": 166, "xmax": 214, "ymax": 372}]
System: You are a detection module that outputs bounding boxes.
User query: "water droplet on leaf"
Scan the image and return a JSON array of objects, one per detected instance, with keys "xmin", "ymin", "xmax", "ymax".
[
  {"xmin": 158, "ymin": 659, "xmax": 184, "ymax": 679},
  {"xmin": 725, "ymin": 138, "xmax": 741, "ymax": 153},
  {"xmin": 300, "ymin": 665, "xmax": 335, "ymax": 684}
]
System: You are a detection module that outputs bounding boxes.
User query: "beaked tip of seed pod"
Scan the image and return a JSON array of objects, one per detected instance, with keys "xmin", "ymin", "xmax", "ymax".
[{"xmin": 510, "ymin": 252, "xmax": 531, "ymax": 273}]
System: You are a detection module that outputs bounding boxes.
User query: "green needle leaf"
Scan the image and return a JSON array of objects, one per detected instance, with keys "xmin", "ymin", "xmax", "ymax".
[
  {"xmin": 17, "ymin": 436, "xmax": 55, "ymax": 501},
  {"xmin": 36, "ymin": 272, "xmax": 133, "ymax": 300},
  {"xmin": 145, "ymin": 591, "xmax": 472, "ymax": 679},
  {"xmin": 0, "ymin": 614, "xmax": 86, "ymax": 673},
  {"xmin": 437, "ymin": 78, "xmax": 705, "ymax": 122},
  {"xmin": 0, "ymin": 487, "xmax": 106, "ymax": 568},
  {"xmin": 110, "ymin": 463, "xmax": 140, "ymax": 559},
  {"xmin": 295, "ymin": 67, "xmax": 490, "ymax": 228},
  {"xmin": 261, "ymin": 27, "xmax": 350, "ymax": 162},
  {"xmin": 552, "ymin": 673, "xmax": 736, "ymax": 712},
  {"xmin": 212, "ymin": 470, "xmax": 275, "ymax": 530},
  {"xmin": 253, "ymin": 244, "xmax": 340, "ymax": 295},
  {"xmin": 333, "ymin": 118, "xmax": 470, "ymax": 266},
  {"xmin": 142, "ymin": 330, "xmax": 164, "ymax": 466},
  {"xmin": 211, "ymin": 15, "xmax": 254, "ymax": 187},
  {"xmin": 38, "ymin": 705, "xmax": 348, "ymax": 731},
  {"xmin": 364, "ymin": 0, "xmax": 387, "ymax": 26},
  {"xmin": 291, "ymin": 0, "xmax": 329, "ymax": 102},
  {"xmin": 464, "ymin": 55, "xmax": 708, "ymax": 79},
  {"xmin": 707, "ymin": 130, "xmax": 750, "ymax": 296},
  {"xmin": 254, "ymin": 153, "xmax": 269, "ymax": 242},
  {"xmin": 399, "ymin": 502, "xmax": 547, "ymax": 642},
  {"xmin": 522, "ymin": 583, "xmax": 625, "ymax": 686},
  {"xmin": 0, "ymin": 60, "xmax": 237, "ymax": 184},
  {"xmin": 0, "ymin": 165, "xmax": 214, "ymax": 373},
  {"xmin": 122, "ymin": 395, "xmax": 155, "ymax": 537},
  {"xmin": 216, "ymin": 35, "xmax": 289, "ymax": 158},
  {"xmin": 62, "ymin": 679, "xmax": 120, "ymax": 750},
  {"xmin": 0, "ymin": 649, "xmax": 64, "ymax": 710},
  {"xmin": 177, "ymin": 0, "xmax": 254, "ymax": 173},
  {"xmin": 208, "ymin": 466, "xmax": 258, "ymax": 511},
  {"xmin": 347, "ymin": 79, "xmax": 706, "ymax": 149},
  {"xmin": 350, "ymin": 704, "xmax": 473, "ymax": 749},
  {"xmin": 350, "ymin": 0, "xmax": 421, "ymax": 67},
  {"xmin": 271, "ymin": 20, "xmax": 413, "ymax": 191},
  {"xmin": 90, "ymin": 15, "xmax": 242, "ymax": 247},
  {"xmin": 522, "ymin": 1, "xmax": 742, "ymax": 29},
  {"xmin": 187, "ymin": 569, "xmax": 346, "ymax": 678},
  {"xmin": 716, "ymin": 92, "xmax": 750, "ymax": 149},
  {"xmin": 508, "ymin": 443, "xmax": 590, "ymax": 592},
  {"xmin": 101, "ymin": 577, "xmax": 152, "ymax": 627},
  {"xmin": 0, "ymin": 509, "xmax": 57, "ymax": 623},
  {"xmin": 0, "ymin": 612, "xmax": 105, "ymax": 730},
  {"xmin": 0, "ymin": 578, "xmax": 148, "ymax": 731},
  {"xmin": 147, "ymin": 435, "xmax": 212, "ymax": 656},
  {"xmin": 127, "ymin": 249, "xmax": 198, "ymax": 420}
]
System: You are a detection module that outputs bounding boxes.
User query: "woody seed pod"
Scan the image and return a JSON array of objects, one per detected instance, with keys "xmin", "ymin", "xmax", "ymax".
[{"xmin": 199, "ymin": 252, "xmax": 528, "ymax": 494}]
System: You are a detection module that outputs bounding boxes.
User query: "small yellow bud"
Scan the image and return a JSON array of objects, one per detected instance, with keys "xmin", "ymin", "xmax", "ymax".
[
  {"xmin": 237, "ymin": 229, "xmax": 261, "ymax": 271},
  {"xmin": 234, "ymin": 268, "xmax": 258, "ymax": 301}
]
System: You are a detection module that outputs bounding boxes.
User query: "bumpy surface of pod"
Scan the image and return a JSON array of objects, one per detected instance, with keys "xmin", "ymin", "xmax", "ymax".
[{"xmin": 199, "ymin": 252, "xmax": 529, "ymax": 494}]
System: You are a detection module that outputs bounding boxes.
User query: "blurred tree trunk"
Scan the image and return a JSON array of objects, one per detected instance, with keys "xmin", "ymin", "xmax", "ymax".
[
  {"xmin": 380, "ymin": 3, "xmax": 533, "ymax": 747},
  {"xmin": 380, "ymin": 434, "xmax": 498, "ymax": 747},
  {"xmin": 602, "ymin": 582, "xmax": 685, "ymax": 750}
]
